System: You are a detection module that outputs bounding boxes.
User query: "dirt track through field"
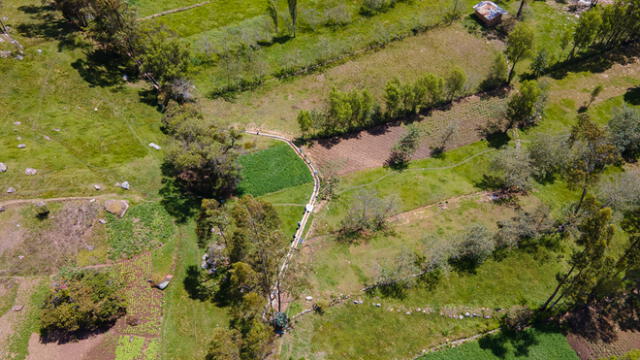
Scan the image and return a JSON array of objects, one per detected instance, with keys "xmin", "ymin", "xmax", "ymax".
[
  {"xmin": 243, "ymin": 130, "xmax": 320, "ymax": 279},
  {"xmin": 138, "ymin": 1, "xmax": 212, "ymax": 20}
]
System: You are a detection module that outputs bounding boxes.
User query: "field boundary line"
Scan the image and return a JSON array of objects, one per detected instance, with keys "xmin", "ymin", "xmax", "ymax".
[
  {"xmin": 138, "ymin": 1, "xmax": 212, "ymax": 21},
  {"xmin": 243, "ymin": 130, "xmax": 321, "ymax": 278},
  {"xmin": 0, "ymin": 194, "xmax": 122, "ymax": 208},
  {"xmin": 338, "ymin": 148, "xmax": 495, "ymax": 195}
]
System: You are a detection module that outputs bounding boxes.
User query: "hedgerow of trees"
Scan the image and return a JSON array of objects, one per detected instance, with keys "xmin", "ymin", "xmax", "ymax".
[
  {"xmin": 297, "ymin": 69, "xmax": 466, "ymax": 138},
  {"xmin": 197, "ymin": 196, "xmax": 297, "ymax": 359}
]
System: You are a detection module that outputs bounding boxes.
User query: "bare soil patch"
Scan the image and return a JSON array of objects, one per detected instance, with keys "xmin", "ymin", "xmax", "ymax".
[
  {"xmin": 0, "ymin": 200, "xmax": 102, "ymax": 275},
  {"xmin": 304, "ymin": 94, "xmax": 507, "ymax": 175},
  {"xmin": 26, "ymin": 331, "xmax": 108, "ymax": 360},
  {"xmin": 568, "ymin": 330, "xmax": 640, "ymax": 360}
]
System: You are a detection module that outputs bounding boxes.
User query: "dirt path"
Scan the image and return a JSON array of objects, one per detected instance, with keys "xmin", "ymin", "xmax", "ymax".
[
  {"xmin": 0, "ymin": 277, "xmax": 41, "ymax": 358},
  {"xmin": 0, "ymin": 194, "xmax": 121, "ymax": 209},
  {"xmin": 244, "ymin": 130, "xmax": 320, "ymax": 276},
  {"xmin": 138, "ymin": 1, "xmax": 211, "ymax": 21},
  {"xmin": 389, "ymin": 191, "xmax": 494, "ymax": 225}
]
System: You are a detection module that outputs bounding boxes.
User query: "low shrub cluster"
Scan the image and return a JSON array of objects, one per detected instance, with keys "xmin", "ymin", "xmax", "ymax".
[
  {"xmin": 360, "ymin": 0, "xmax": 410, "ymax": 16},
  {"xmin": 40, "ymin": 270, "xmax": 126, "ymax": 337}
]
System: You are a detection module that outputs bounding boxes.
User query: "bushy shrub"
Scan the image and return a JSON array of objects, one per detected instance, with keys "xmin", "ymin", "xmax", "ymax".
[
  {"xmin": 608, "ymin": 106, "xmax": 640, "ymax": 160},
  {"xmin": 40, "ymin": 270, "xmax": 126, "ymax": 336},
  {"xmin": 489, "ymin": 147, "xmax": 534, "ymax": 193},
  {"xmin": 449, "ymin": 224, "xmax": 495, "ymax": 269},
  {"xmin": 386, "ymin": 125, "xmax": 421, "ymax": 168},
  {"xmin": 360, "ymin": 0, "xmax": 391, "ymax": 15},
  {"xmin": 325, "ymin": 4, "xmax": 352, "ymax": 27},
  {"xmin": 339, "ymin": 191, "xmax": 396, "ymax": 241}
]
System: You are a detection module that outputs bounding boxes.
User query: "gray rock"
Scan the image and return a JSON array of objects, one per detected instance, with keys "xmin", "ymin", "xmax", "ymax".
[
  {"xmin": 35, "ymin": 201, "xmax": 46, "ymax": 208},
  {"xmin": 43, "ymin": 135, "xmax": 51, "ymax": 140},
  {"xmin": 120, "ymin": 181, "xmax": 130, "ymax": 190},
  {"xmin": 0, "ymin": 206, "xmax": 5, "ymax": 212},
  {"xmin": 13, "ymin": 121, "xmax": 21, "ymax": 126},
  {"xmin": 17, "ymin": 144, "xmax": 25, "ymax": 149},
  {"xmin": 98, "ymin": 218, "xmax": 107, "ymax": 224},
  {"xmin": 148, "ymin": 142, "xmax": 161, "ymax": 150},
  {"xmin": 24, "ymin": 168, "xmax": 37, "ymax": 175},
  {"xmin": 0, "ymin": 163, "xmax": 6, "ymax": 172},
  {"xmin": 94, "ymin": 184, "xmax": 102, "ymax": 191},
  {"xmin": 7, "ymin": 187, "xmax": 15, "ymax": 193},
  {"xmin": 104, "ymin": 200, "xmax": 129, "ymax": 217}
]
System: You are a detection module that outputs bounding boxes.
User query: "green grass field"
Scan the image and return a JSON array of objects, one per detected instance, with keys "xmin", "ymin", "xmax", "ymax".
[
  {"xmin": 420, "ymin": 328, "xmax": 579, "ymax": 360},
  {"xmin": 282, "ymin": 252, "xmax": 564, "ymax": 360},
  {"xmin": 238, "ymin": 142, "xmax": 312, "ymax": 197}
]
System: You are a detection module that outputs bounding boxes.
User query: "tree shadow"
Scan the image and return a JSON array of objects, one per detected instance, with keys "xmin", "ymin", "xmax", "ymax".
[
  {"xmin": 565, "ymin": 305, "xmax": 619, "ymax": 343},
  {"xmin": 365, "ymin": 282, "xmax": 408, "ymax": 299},
  {"xmin": 624, "ymin": 87, "xmax": 640, "ymax": 106},
  {"xmin": 547, "ymin": 44, "xmax": 640, "ymax": 81},
  {"xmin": 159, "ymin": 163, "xmax": 200, "ymax": 223},
  {"xmin": 448, "ymin": 258, "xmax": 480, "ymax": 274},
  {"xmin": 183, "ymin": 265, "xmax": 216, "ymax": 301},
  {"xmin": 71, "ymin": 49, "xmax": 131, "ymax": 88},
  {"xmin": 39, "ymin": 323, "xmax": 114, "ymax": 345},
  {"xmin": 16, "ymin": 4, "xmax": 82, "ymax": 51},
  {"xmin": 479, "ymin": 328, "xmax": 540, "ymax": 358}
]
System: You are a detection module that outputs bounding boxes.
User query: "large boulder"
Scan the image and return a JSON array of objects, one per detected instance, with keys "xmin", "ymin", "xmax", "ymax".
[{"xmin": 104, "ymin": 200, "xmax": 129, "ymax": 218}]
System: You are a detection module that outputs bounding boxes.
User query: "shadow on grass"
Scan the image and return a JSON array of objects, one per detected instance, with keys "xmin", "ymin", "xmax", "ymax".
[
  {"xmin": 71, "ymin": 50, "xmax": 134, "ymax": 88},
  {"xmin": 158, "ymin": 170, "xmax": 200, "ymax": 224},
  {"xmin": 39, "ymin": 324, "xmax": 114, "ymax": 345},
  {"xmin": 16, "ymin": 4, "xmax": 82, "ymax": 51},
  {"xmin": 546, "ymin": 44, "xmax": 640, "ymax": 81},
  {"xmin": 478, "ymin": 327, "xmax": 541, "ymax": 358},
  {"xmin": 183, "ymin": 265, "xmax": 217, "ymax": 301},
  {"xmin": 624, "ymin": 87, "xmax": 640, "ymax": 106}
]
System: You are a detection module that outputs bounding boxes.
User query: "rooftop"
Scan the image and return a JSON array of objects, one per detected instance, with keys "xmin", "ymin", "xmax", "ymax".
[{"xmin": 473, "ymin": 1, "xmax": 508, "ymax": 21}]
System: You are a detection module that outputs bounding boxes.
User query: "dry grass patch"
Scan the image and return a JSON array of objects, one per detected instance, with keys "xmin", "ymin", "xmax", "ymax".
[{"xmin": 201, "ymin": 24, "xmax": 501, "ymax": 134}]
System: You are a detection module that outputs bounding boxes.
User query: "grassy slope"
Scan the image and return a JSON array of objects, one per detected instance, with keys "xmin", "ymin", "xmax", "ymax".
[
  {"xmin": 159, "ymin": 224, "xmax": 229, "ymax": 360},
  {"xmin": 282, "ymin": 252, "xmax": 563, "ymax": 360},
  {"xmin": 420, "ymin": 328, "xmax": 579, "ymax": 360},
  {"xmin": 281, "ymin": 8, "xmax": 640, "ymax": 356},
  {"xmin": 0, "ymin": 0, "xmax": 164, "ymax": 200}
]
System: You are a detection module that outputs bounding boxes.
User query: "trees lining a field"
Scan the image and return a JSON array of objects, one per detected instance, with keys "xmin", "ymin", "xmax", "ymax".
[{"xmin": 297, "ymin": 69, "xmax": 469, "ymax": 138}]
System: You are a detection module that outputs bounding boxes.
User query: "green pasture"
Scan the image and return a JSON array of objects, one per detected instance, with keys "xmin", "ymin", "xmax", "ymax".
[
  {"xmin": 420, "ymin": 328, "xmax": 578, "ymax": 360},
  {"xmin": 238, "ymin": 142, "xmax": 312, "ymax": 197}
]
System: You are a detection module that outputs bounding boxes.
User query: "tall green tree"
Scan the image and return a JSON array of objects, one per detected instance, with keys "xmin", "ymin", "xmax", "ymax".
[
  {"xmin": 267, "ymin": 0, "xmax": 279, "ymax": 34},
  {"xmin": 541, "ymin": 199, "xmax": 615, "ymax": 311},
  {"xmin": 164, "ymin": 110, "xmax": 242, "ymax": 200},
  {"xmin": 506, "ymin": 80, "xmax": 544, "ymax": 129},
  {"xmin": 571, "ymin": 9, "xmax": 602, "ymax": 58},
  {"xmin": 138, "ymin": 26, "xmax": 192, "ymax": 103},
  {"xmin": 287, "ymin": 0, "xmax": 297, "ymax": 37},
  {"xmin": 445, "ymin": 67, "xmax": 467, "ymax": 102},
  {"xmin": 565, "ymin": 114, "xmax": 619, "ymax": 214},
  {"xmin": 505, "ymin": 23, "xmax": 535, "ymax": 84}
]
